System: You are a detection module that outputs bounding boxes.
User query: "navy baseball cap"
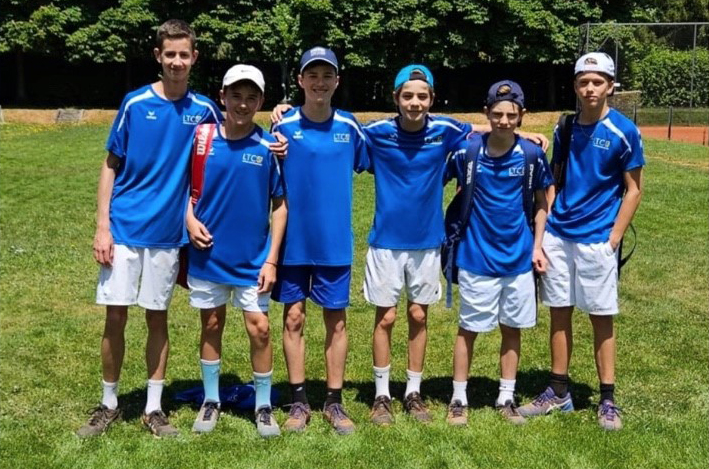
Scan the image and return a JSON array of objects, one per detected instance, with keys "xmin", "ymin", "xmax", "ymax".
[
  {"xmin": 300, "ymin": 46, "xmax": 338, "ymax": 74},
  {"xmin": 394, "ymin": 64, "xmax": 434, "ymax": 90},
  {"xmin": 486, "ymin": 80, "xmax": 525, "ymax": 108}
]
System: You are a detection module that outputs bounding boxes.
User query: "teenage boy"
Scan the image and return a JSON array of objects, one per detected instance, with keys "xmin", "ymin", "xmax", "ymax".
[
  {"xmin": 518, "ymin": 53, "xmax": 644, "ymax": 431},
  {"xmin": 444, "ymin": 81, "xmax": 553, "ymax": 426},
  {"xmin": 185, "ymin": 65, "xmax": 287, "ymax": 438},
  {"xmin": 362, "ymin": 66, "xmax": 549, "ymax": 426},
  {"xmin": 77, "ymin": 19, "xmax": 223, "ymax": 438},
  {"xmin": 270, "ymin": 47, "xmax": 369, "ymax": 435}
]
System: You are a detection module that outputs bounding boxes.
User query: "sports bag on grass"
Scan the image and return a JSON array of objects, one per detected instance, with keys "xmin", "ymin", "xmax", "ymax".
[
  {"xmin": 441, "ymin": 133, "xmax": 538, "ymax": 308},
  {"xmin": 176, "ymin": 123, "xmax": 217, "ymax": 289}
]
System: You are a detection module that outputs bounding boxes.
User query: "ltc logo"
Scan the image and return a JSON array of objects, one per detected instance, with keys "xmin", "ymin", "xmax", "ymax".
[
  {"xmin": 424, "ymin": 135, "xmax": 443, "ymax": 145},
  {"xmin": 508, "ymin": 166, "xmax": 524, "ymax": 177},
  {"xmin": 242, "ymin": 153, "xmax": 264, "ymax": 166},
  {"xmin": 146, "ymin": 111, "xmax": 157, "ymax": 120},
  {"xmin": 592, "ymin": 137, "xmax": 611, "ymax": 150},
  {"xmin": 182, "ymin": 115, "xmax": 202, "ymax": 125},
  {"xmin": 293, "ymin": 130, "xmax": 304, "ymax": 140},
  {"xmin": 333, "ymin": 133, "xmax": 350, "ymax": 143}
]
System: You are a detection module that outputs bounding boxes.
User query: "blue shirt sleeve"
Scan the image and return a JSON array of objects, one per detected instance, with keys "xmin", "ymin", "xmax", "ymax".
[
  {"xmin": 105, "ymin": 94, "xmax": 131, "ymax": 158},
  {"xmin": 623, "ymin": 126, "xmax": 645, "ymax": 171},
  {"xmin": 533, "ymin": 147, "xmax": 554, "ymax": 190},
  {"xmin": 353, "ymin": 119, "xmax": 370, "ymax": 174},
  {"xmin": 270, "ymin": 154, "xmax": 285, "ymax": 199}
]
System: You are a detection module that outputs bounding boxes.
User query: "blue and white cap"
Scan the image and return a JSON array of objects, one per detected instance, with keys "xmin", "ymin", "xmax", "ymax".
[
  {"xmin": 300, "ymin": 46, "xmax": 339, "ymax": 74},
  {"xmin": 575, "ymin": 52, "xmax": 615, "ymax": 78},
  {"xmin": 394, "ymin": 64, "xmax": 434, "ymax": 90}
]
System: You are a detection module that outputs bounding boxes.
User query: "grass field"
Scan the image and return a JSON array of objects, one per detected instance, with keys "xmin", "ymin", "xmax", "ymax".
[{"xmin": 1, "ymin": 121, "xmax": 707, "ymax": 468}]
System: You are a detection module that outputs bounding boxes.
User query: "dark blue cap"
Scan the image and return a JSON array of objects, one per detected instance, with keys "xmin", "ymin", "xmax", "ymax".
[
  {"xmin": 300, "ymin": 46, "xmax": 338, "ymax": 74},
  {"xmin": 486, "ymin": 80, "xmax": 525, "ymax": 108}
]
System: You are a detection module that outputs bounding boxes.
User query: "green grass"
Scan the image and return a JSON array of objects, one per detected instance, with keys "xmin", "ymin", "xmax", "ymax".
[{"xmin": 1, "ymin": 122, "xmax": 707, "ymax": 468}]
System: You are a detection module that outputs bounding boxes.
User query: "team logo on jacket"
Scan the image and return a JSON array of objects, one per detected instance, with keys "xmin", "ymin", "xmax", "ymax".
[
  {"xmin": 146, "ymin": 111, "xmax": 157, "ymax": 120},
  {"xmin": 293, "ymin": 130, "xmax": 304, "ymax": 140},
  {"xmin": 242, "ymin": 153, "xmax": 264, "ymax": 166},
  {"xmin": 508, "ymin": 166, "xmax": 524, "ymax": 177},
  {"xmin": 424, "ymin": 135, "xmax": 443, "ymax": 145},
  {"xmin": 182, "ymin": 115, "xmax": 203, "ymax": 125},
  {"xmin": 334, "ymin": 133, "xmax": 350, "ymax": 143}
]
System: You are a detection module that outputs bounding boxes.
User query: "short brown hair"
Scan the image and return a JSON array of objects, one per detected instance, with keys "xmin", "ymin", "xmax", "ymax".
[{"xmin": 156, "ymin": 19, "xmax": 196, "ymax": 50}]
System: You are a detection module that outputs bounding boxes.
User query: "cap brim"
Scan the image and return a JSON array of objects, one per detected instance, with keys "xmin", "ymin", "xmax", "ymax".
[
  {"xmin": 223, "ymin": 77, "xmax": 264, "ymax": 93},
  {"xmin": 300, "ymin": 58, "xmax": 338, "ymax": 74}
]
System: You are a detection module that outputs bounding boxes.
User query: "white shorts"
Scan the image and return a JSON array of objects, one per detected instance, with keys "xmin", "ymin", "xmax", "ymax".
[
  {"xmin": 96, "ymin": 244, "xmax": 179, "ymax": 310},
  {"xmin": 188, "ymin": 275, "xmax": 270, "ymax": 312},
  {"xmin": 540, "ymin": 231, "xmax": 618, "ymax": 316},
  {"xmin": 363, "ymin": 247, "xmax": 441, "ymax": 307},
  {"xmin": 458, "ymin": 269, "xmax": 537, "ymax": 332}
]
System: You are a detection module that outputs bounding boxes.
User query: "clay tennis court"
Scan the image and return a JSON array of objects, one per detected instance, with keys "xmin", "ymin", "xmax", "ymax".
[{"xmin": 639, "ymin": 125, "xmax": 709, "ymax": 145}]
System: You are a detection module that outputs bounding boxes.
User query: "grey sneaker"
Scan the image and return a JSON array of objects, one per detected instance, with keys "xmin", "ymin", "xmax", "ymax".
[
  {"xmin": 192, "ymin": 401, "xmax": 220, "ymax": 433},
  {"xmin": 323, "ymin": 402, "xmax": 355, "ymax": 435},
  {"xmin": 76, "ymin": 405, "xmax": 121, "ymax": 438},
  {"xmin": 496, "ymin": 400, "xmax": 527, "ymax": 425},
  {"xmin": 404, "ymin": 392, "xmax": 432, "ymax": 423},
  {"xmin": 370, "ymin": 395, "xmax": 395, "ymax": 426},
  {"xmin": 255, "ymin": 406, "xmax": 281, "ymax": 438},
  {"xmin": 142, "ymin": 410, "xmax": 179, "ymax": 438},
  {"xmin": 446, "ymin": 400, "xmax": 468, "ymax": 426},
  {"xmin": 517, "ymin": 386, "xmax": 574, "ymax": 417},
  {"xmin": 282, "ymin": 402, "xmax": 311, "ymax": 432},
  {"xmin": 597, "ymin": 400, "xmax": 623, "ymax": 431}
]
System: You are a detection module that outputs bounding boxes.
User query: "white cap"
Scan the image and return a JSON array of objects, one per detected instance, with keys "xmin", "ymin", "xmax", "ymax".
[
  {"xmin": 222, "ymin": 64, "xmax": 265, "ymax": 92},
  {"xmin": 574, "ymin": 52, "xmax": 615, "ymax": 78}
]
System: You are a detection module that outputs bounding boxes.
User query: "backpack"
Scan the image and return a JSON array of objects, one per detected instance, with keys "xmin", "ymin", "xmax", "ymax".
[
  {"xmin": 553, "ymin": 114, "xmax": 636, "ymax": 277},
  {"xmin": 441, "ymin": 133, "xmax": 539, "ymax": 308},
  {"xmin": 176, "ymin": 123, "xmax": 217, "ymax": 289}
]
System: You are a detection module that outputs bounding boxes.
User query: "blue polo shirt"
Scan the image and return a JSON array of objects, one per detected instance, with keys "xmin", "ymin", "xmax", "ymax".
[
  {"xmin": 448, "ymin": 135, "xmax": 553, "ymax": 277},
  {"xmin": 363, "ymin": 115, "xmax": 472, "ymax": 249},
  {"xmin": 547, "ymin": 108, "xmax": 645, "ymax": 243},
  {"xmin": 106, "ymin": 85, "xmax": 222, "ymax": 248},
  {"xmin": 271, "ymin": 107, "xmax": 369, "ymax": 265},
  {"xmin": 188, "ymin": 126, "xmax": 284, "ymax": 286}
]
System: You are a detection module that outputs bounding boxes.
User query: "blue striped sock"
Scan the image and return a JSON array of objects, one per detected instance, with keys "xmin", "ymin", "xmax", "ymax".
[
  {"xmin": 253, "ymin": 370, "xmax": 273, "ymax": 410},
  {"xmin": 200, "ymin": 359, "xmax": 221, "ymax": 404}
]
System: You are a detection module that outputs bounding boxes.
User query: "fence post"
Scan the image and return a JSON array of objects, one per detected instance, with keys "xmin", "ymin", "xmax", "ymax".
[{"xmin": 667, "ymin": 106, "xmax": 673, "ymax": 140}]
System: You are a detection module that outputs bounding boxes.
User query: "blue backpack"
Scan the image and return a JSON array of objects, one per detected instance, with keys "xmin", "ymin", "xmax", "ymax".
[{"xmin": 441, "ymin": 133, "xmax": 539, "ymax": 308}]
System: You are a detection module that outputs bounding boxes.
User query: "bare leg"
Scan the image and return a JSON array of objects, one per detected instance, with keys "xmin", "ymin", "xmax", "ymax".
[
  {"xmin": 372, "ymin": 306, "xmax": 396, "ymax": 367},
  {"xmin": 282, "ymin": 301, "xmax": 306, "ymax": 384},
  {"xmin": 452, "ymin": 328, "xmax": 477, "ymax": 382},
  {"xmin": 101, "ymin": 305, "xmax": 128, "ymax": 382},
  {"xmin": 407, "ymin": 302, "xmax": 428, "ymax": 372},
  {"xmin": 243, "ymin": 311, "xmax": 272, "ymax": 373},
  {"xmin": 323, "ymin": 308, "xmax": 347, "ymax": 389},
  {"xmin": 145, "ymin": 309, "xmax": 169, "ymax": 380},
  {"xmin": 200, "ymin": 306, "xmax": 226, "ymax": 360},
  {"xmin": 499, "ymin": 324, "xmax": 521, "ymax": 380},
  {"xmin": 549, "ymin": 306, "xmax": 574, "ymax": 375},
  {"xmin": 589, "ymin": 315, "xmax": 615, "ymax": 384}
]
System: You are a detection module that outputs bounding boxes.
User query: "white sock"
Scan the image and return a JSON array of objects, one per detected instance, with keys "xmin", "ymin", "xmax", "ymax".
[
  {"xmin": 373, "ymin": 364, "xmax": 391, "ymax": 399},
  {"xmin": 451, "ymin": 380, "xmax": 468, "ymax": 406},
  {"xmin": 405, "ymin": 369, "xmax": 422, "ymax": 398},
  {"xmin": 496, "ymin": 378, "xmax": 516, "ymax": 406},
  {"xmin": 101, "ymin": 380, "xmax": 118, "ymax": 410},
  {"xmin": 145, "ymin": 379, "xmax": 165, "ymax": 414}
]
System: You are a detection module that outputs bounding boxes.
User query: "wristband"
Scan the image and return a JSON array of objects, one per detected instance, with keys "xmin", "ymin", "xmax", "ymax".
[{"xmin": 265, "ymin": 261, "xmax": 277, "ymax": 267}]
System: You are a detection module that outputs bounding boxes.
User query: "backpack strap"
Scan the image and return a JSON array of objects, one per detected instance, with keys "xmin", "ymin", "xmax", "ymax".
[
  {"xmin": 553, "ymin": 113, "xmax": 575, "ymax": 191},
  {"xmin": 190, "ymin": 123, "xmax": 217, "ymax": 204},
  {"xmin": 444, "ymin": 133, "xmax": 482, "ymax": 308},
  {"xmin": 518, "ymin": 138, "xmax": 538, "ymax": 229}
]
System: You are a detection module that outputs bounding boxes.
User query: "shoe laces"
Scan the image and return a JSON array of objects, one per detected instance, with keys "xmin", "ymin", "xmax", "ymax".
[
  {"xmin": 87, "ymin": 406, "xmax": 110, "ymax": 425},
  {"xmin": 449, "ymin": 401, "xmax": 465, "ymax": 418},
  {"xmin": 533, "ymin": 388, "xmax": 555, "ymax": 405},
  {"xmin": 257, "ymin": 407, "xmax": 274, "ymax": 425},
  {"xmin": 326, "ymin": 403, "xmax": 348, "ymax": 421},
  {"xmin": 286, "ymin": 402, "xmax": 309, "ymax": 419},
  {"xmin": 202, "ymin": 402, "xmax": 218, "ymax": 420},
  {"xmin": 406, "ymin": 393, "xmax": 425, "ymax": 411},
  {"xmin": 373, "ymin": 396, "xmax": 392, "ymax": 412},
  {"xmin": 599, "ymin": 401, "xmax": 622, "ymax": 419},
  {"xmin": 147, "ymin": 410, "xmax": 169, "ymax": 427}
]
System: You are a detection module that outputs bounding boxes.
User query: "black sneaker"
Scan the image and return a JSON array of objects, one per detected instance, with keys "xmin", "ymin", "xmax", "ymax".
[{"xmin": 76, "ymin": 405, "xmax": 121, "ymax": 438}]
